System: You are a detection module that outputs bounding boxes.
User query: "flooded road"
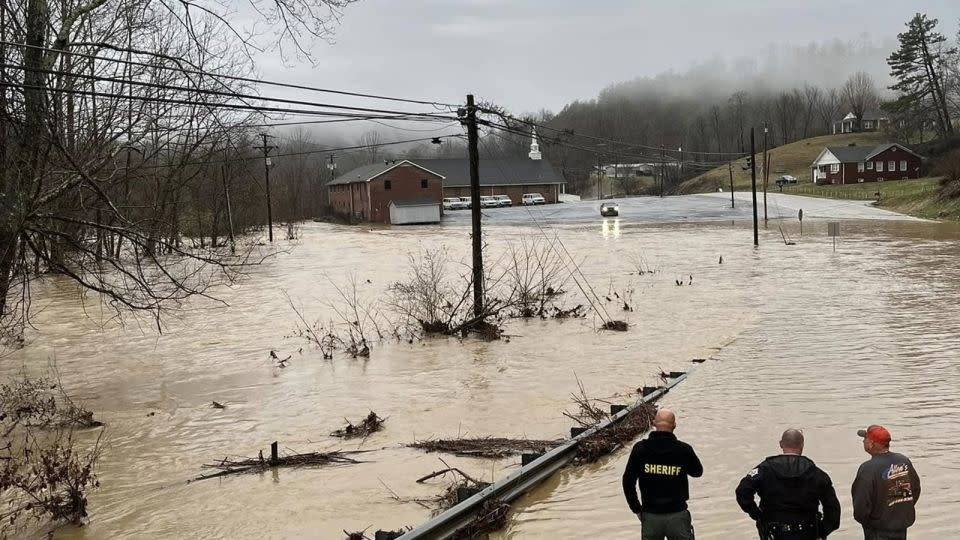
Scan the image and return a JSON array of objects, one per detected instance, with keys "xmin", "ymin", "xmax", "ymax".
[{"xmin": 5, "ymin": 211, "xmax": 960, "ymax": 539}]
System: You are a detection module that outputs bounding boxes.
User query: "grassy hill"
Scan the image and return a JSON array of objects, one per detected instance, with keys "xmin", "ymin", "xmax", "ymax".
[{"xmin": 677, "ymin": 132, "xmax": 889, "ymax": 194}]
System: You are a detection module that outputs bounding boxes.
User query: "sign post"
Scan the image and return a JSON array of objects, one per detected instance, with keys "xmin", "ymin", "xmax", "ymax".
[
  {"xmin": 798, "ymin": 208, "xmax": 803, "ymax": 236},
  {"xmin": 827, "ymin": 221, "xmax": 840, "ymax": 252}
]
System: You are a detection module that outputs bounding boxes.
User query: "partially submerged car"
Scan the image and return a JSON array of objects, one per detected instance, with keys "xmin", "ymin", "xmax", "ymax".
[
  {"xmin": 459, "ymin": 196, "xmax": 472, "ymax": 209},
  {"xmin": 493, "ymin": 195, "xmax": 513, "ymax": 207},
  {"xmin": 600, "ymin": 202, "xmax": 619, "ymax": 217}
]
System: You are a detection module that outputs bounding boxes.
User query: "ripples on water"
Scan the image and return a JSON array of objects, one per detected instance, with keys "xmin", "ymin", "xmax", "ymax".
[{"xmin": 4, "ymin": 218, "xmax": 959, "ymax": 539}]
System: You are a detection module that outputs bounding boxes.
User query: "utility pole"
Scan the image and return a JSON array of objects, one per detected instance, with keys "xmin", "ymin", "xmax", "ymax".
[
  {"xmin": 750, "ymin": 128, "xmax": 759, "ymax": 247},
  {"xmin": 728, "ymin": 161, "xmax": 735, "ymax": 208},
  {"xmin": 465, "ymin": 95, "xmax": 484, "ymax": 318},
  {"xmin": 596, "ymin": 153, "xmax": 602, "ymax": 200},
  {"xmin": 255, "ymin": 133, "xmax": 277, "ymax": 242},
  {"xmin": 659, "ymin": 144, "xmax": 665, "ymax": 198},
  {"xmin": 762, "ymin": 124, "xmax": 769, "ymax": 223},
  {"xmin": 221, "ymin": 163, "xmax": 236, "ymax": 254}
]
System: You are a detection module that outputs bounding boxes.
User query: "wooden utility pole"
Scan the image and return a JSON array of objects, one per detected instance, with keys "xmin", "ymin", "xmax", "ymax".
[
  {"xmin": 751, "ymin": 128, "xmax": 759, "ymax": 246},
  {"xmin": 221, "ymin": 163, "xmax": 236, "ymax": 254},
  {"xmin": 255, "ymin": 133, "xmax": 277, "ymax": 242},
  {"xmin": 659, "ymin": 144, "xmax": 665, "ymax": 198},
  {"xmin": 762, "ymin": 124, "xmax": 769, "ymax": 223},
  {"xmin": 728, "ymin": 161, "xmax": 735, "ymax": 208},
  {"xmin": 596, "ymin": 153, "xmax": 602, "ymax": 200},
  {"xmin": 465, "ymin": 95, "xmax": 484, "ymax": 318}
]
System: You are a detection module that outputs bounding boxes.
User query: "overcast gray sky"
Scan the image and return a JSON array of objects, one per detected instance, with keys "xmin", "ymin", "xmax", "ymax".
[{"xmin": 255, "ymin": 0, "xmax": 959, "ymax": 120}]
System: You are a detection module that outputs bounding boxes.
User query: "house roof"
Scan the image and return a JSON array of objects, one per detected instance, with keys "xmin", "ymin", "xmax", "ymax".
[
  {"xmin": 825, "ymin": 145, "xmax": 875, "ymax": 163},
  {"xmin": 411, "ymin": 158, "xmax": 565, "ymax": 187},
  {"xmin": 813, "ymin": 143, "xmax": 923, "ymax": 166},
  {"xmin": 864, "ymin": 143, "xmax": 922, "ymax": 161},
  {"xmin": 389, "ymin": 198, "xmax": 440, "ymax": 207},
  {"xmin": 328, "ymin": 160, "xmax": 444, "ymax": 186},
  {"xmin": 835, "ymin": 110, "xmax": 888, "ymax": 123}
]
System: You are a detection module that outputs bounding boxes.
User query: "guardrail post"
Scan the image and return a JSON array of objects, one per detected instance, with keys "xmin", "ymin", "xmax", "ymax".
[{"xmin": 521, "ymin": 453, "xmax": 543, "ymax": 466}]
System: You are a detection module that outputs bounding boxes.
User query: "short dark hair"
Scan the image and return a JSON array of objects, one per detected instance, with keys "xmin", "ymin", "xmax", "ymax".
[{"xmin": 780, "ymin": 429, "xmax": 804, "ymax": 449}]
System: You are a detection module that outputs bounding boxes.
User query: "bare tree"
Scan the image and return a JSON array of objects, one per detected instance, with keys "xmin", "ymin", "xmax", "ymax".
[
  {"xmin": 818, "ymin": 88, "xmax": 842, "ymax": 133},
  {"xmin": 729, "ymin": 91, "xmax": 748, "ymax": 153},
  {"xmin": 358, "ymin": 130, "xmax": 385, "ymax": 164},
  {"xmin": 841, "ymin": 71, "xmax": 880, "ymax": 131}
]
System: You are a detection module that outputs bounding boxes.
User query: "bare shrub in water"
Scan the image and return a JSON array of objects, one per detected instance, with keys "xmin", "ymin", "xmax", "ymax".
[
  {"xmin": 503, "ymin": 237, "xmax": 569, "ymax": 318},
  {"xmin": 0, "ymin": 373, "xmax": 103, "ymax": 533}
]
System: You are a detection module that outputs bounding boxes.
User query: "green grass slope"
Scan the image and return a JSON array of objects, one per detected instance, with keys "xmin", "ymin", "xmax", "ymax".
[{"xmin": 678, "ymin": 132, "xmax": 889, "ymax": 194}]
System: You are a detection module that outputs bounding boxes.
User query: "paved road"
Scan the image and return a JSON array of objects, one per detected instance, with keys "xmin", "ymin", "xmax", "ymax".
[{"xmin": 442, "ymin": 192, "xmax": 922, "ymax": 226}]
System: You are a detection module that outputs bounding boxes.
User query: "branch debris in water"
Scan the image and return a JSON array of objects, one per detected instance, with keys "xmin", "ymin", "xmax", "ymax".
[
  {"xmin": 331, "ymin": 411, "xmax": 386, "ymax": 439},
  {"xmin": 192, "ymin": 448, "xmax": 369, "ymax": 482},
  {"xmin": 408, "ymin": 437, "xmax": 560, "ymax": 459}
]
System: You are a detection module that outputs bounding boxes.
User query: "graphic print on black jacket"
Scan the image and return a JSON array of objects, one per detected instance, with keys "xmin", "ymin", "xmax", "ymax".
[
  {"xmin": 735, "ymin": 454, "xmax": 841, "ymax": 535},
  {"xmin": 622, "ymin": 431, "xmax": 704, "ymax": 515}
]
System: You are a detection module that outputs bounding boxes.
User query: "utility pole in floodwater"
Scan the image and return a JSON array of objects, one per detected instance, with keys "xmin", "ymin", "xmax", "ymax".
[
  {"xmin": 255, "ymin": 133, "xmax": 277, "ymax": 242},
  {"xmin": 728, "ymin": 161, "xmax": 735, "ymax": 208},
  {"xmin": 750, "ymin": 127, "xmax": 759, "ymax": 246},
  {"xmin": 762, "ymin": 124, "xmax": 769, "ymax": 223},
  {"xmin": 464, "ymin": 94, "xmax": 484, "ymax": 318}
]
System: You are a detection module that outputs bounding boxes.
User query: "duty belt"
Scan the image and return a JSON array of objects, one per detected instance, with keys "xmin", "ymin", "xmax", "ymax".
[{"xmin": 764, "ymin": 521, "xmax": 818, "ymax": 533}]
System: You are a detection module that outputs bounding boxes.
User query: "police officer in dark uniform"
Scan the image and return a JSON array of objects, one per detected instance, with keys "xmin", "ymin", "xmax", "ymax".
[
  {"xmin": 735, "ymin": 429, "xmax": 841, "ymax": 539},
  {"xmin": 622, "ymin": 408, "xmax": 703, "ymax": 540}
]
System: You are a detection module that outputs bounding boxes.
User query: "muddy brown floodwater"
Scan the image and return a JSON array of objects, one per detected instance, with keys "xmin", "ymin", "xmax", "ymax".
[{"xmin": 4, "ymin": 217, "xmax": 960, "ymax": 539}]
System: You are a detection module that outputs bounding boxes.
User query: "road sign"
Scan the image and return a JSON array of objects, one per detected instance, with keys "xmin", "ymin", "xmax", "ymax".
[{"xmin": 828, "ymin": 221, "xmax": 840, "ymax": 252}]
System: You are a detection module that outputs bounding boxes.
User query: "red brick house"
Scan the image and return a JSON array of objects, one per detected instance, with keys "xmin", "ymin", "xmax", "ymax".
[
  {"xmin": 810, "ymin": 143, "xmax": 923, "ymax": 185},
  {"xmin": 327, "ymin": 160, "xmax": 444, "ymax": 224},
  {"xmin": 416, "ymin": 158, "xmax": 566, "ymax": 204}
]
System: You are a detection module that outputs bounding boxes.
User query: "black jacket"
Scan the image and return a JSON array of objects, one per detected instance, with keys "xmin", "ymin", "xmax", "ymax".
[
  {"xmin": 622, "ymin": 431, "xmax": 703, "ymax": 514},
  {"xmin": 735, "ymin": 454, "xmax": 841, "ymax": 536},
  {"xmin": 852, "ymin": 451, "xmax": 921, "ymax": 531}
]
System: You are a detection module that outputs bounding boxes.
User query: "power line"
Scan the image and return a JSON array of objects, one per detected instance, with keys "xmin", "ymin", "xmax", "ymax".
[
  {"xmin": 0, "ymin": 81, "xmax": 461, "ymax": 123},
  {"xmin": 0, "ymin": 65, "xmax": 459, "ymax": 120},
  {"xmin": 0, "ymin": 41, "xmax": 460, "ymax": 109},
  {"xmin": 122, "ymin": 134, "xmax": 465, "ymax": 171}
]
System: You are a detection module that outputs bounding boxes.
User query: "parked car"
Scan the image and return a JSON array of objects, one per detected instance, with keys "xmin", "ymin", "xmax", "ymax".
[
  {"xmin": 459, "ymin": 196, "xmax": 472, "ymax": 209},
  {"xmin": 479, "ymin": 196, "xmax": 499, "ymax": 208},
  {"xmin": 522, "ymin": 193, "xmax": 546, "ymax": 205},
  {"xmin": 600, "ymin": 202, "xmax": 619, "ymax": 217},
  {"xmin": 443, "ymin": 197, "xmax": 467, "ymax": 210},
  {"xmin": 494, "ymin": 195, "xmax": 512, "ymax": 207},
  {"xmin": 776, "ymin": 175, "xmax": 798, "ymax": 188}
]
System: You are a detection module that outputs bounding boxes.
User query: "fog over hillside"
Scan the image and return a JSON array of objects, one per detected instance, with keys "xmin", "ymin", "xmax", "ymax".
[{"xmin": 593, "ymin": 38, "xmax": 897, "ymax": 106}]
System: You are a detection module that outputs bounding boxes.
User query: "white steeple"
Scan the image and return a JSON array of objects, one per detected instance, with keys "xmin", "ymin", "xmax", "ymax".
[{"xmin": 528, "ymin": 128, "xmax": 542, "ymax": 161}]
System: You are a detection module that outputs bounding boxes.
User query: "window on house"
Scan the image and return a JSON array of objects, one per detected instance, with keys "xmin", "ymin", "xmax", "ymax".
[
  {"xmin": 866, "ymin": 162, "xmax": 874, "ymax": 170},
  {"xmin": 900, "ymin": 160, "xmax": 907, "ymax": 172},
  {"xmin": 830, "ymin": 163, "xmax": 840, "ymax": 173},
  {"xmin": 857, "ymin": 162, "xmax": 865, "ymax": 172},
  {"xmin": 421, "ymin": 178, "xmax": 428, "ymax": 188},
  {"xmin": 876, "ymin": 162, "xmax": 884, "ymax": 172},
  {"xmin": 864, "ymin": 121, "xmax": 872, "ymax": 129},
  {"xmin": 384, "ymin": 180, "xmax": 392, "ymax": 190},
  {"xmin": 888, "ymin": 161, "xmax": 895, "ymax": 171}
]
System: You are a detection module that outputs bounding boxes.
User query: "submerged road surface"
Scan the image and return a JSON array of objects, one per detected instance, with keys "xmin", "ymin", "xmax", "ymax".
[{"xmin": 442, "ymin": 192, "xmax": 922, "ymax": 226}]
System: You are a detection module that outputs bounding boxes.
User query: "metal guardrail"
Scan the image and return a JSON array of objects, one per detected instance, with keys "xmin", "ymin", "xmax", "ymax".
[{"xmin": 401, "ymin": 370, "xmax": 692, "ymax": 539}]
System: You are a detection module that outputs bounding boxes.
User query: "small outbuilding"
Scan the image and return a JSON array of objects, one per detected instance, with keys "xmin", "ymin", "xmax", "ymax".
[{"xmin": 389, "ymin": 199, "xmax": 441, "ymax": 225}]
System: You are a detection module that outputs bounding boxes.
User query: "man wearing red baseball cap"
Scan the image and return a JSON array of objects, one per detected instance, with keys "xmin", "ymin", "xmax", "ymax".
[{"xmin": 852, "ymin": 425, "xmax": 921, "ymax": 540}]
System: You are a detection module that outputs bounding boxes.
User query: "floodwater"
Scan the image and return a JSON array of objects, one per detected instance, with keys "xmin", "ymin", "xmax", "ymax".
[{"xmin": 4, "ymin": 213, "xmax": 960, "ymax": 539}]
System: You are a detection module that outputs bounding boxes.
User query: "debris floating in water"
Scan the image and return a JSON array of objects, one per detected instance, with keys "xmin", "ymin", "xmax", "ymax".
[
  {"xmin": 331, "ymin": 411, "xmax": 386, "ymax": 439},
  {"xmin": 408, "ymin": 437, "xmax": 561, "ymax": 459}
]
